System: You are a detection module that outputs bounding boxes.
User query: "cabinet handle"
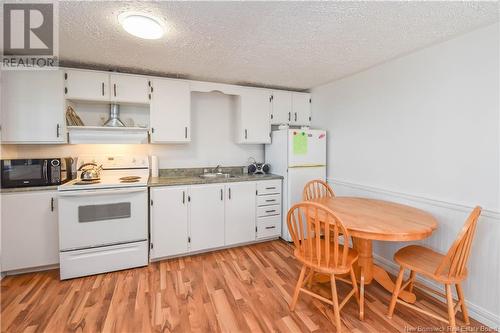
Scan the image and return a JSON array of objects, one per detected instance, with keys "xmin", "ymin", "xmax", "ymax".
[
  {"xmin": 244, "ymin": 129, "xmax": 248, "ymax": 140},
  {"xmin": 228, "ymin": 188, "xmax": 231, "ymax": 200},
  {"xmin": 265, "ymin": 187, "xmax": 276, "ymax": 190},
  {"xmin": 265, "ymin": 199, "xmax": 275, "ymax": 202},
  {"xmin": 50, "ymin": 197, "xmax": 54, "ymax": 212},
  {"xmin": 220, "ymin": 189, "xmax": 223, "ymax": 201},
  {"xmin": 56, "ymin": 124, "xmax": 60, "ymax": 137},
  {"xmin": 294, "ymin": 112, "xmax": 297, "ymax": 122},
  {"xmin": 265, "ymin": 210, "xmax": 276, "ymax": 213},
  {"xmin": 188, "ymin": 195, "xmax": 191, "ymax": 202},
  {"xmin": 182, "ymin": 191, "xmax": 185, "ymax": 204},
  {"xmin": 185, "ymin": 127, "xmax": 188, "ymax": 139},
  {"xmin": 113, "ymin": 83, "xmax": 116, "ymax": 97},
  {"xmin": 288, "ymin": 112, "xmax": 291, "ymax": 121},
  {"xmin": 265, "ymin": 226, "xmax": 276, "ymax": 230},
  {"xmin": 101, "ymin": 82, "xmax": 104, "ymax": 96}
]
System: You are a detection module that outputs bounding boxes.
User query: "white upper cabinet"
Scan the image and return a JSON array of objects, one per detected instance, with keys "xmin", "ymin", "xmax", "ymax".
[
  {"xmin": 1, "ymin": 191, "xmax": 59, "ymax": 272},
  {"xmin": 64, "ymin": 69, "xmax": 149, "ymax": 105},
  {"xmin": 236, "ymin": 89, "xmax": 271, "ymax": 144},
  {"xmin": 150, "ymin": 78, "xmax": 191, "ymax": 143},
  {"xmin": 1, "ymin": 70, "xmax": 66, "ymax": 144},
  {"xmin": 189, "ymin": 184, "xmax": 225, "ymax": 252},
  {"xmin": 150, "ymin": 186, "xmax": 189, "ymax": 259},
  {"xmin": 291, "ymin": 92, "xmax": 311, "ymax": 126},
  {"xmin": 64, "ymin": 69, "xmax": 110, "ymax": 102},
  {"xmin": 225, "ymin": 182, "xmax": 256, "ymax": 245},
  {"xmin": 110, "ymin": 73, "xmax": 150, "ymax": 104},
  {"xmin": 271, "ymin": 90, "xmax": 292, "ymax": 125}
]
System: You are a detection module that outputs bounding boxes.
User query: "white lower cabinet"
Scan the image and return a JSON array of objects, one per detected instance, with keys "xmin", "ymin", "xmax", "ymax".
[
  {"xmin": 150, "ymin": 186, "xmax": 188, "ymax": 259},
  {"xmin": 1, "ymin": 191, "xmax": 59, "ymax": 272},
  {"xmin": 225, "ymin": 182, "xmax": 256, "ymax": 246},
  {"xmin": 189, "ymin": 184, "xmax": 225, "ymax": 252},
  {"xmin": 149, "ymin": 180, "xmax": 281, "ymax": 260},
  {"xmin": 256, "ymin": 180, "xmax": 282, "ymax": 239}
]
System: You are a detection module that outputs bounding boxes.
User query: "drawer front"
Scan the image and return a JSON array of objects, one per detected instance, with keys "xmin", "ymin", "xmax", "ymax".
[
  {"xmin": 257, "ymin": 180, "xmax": 281, "ymax": 195},
  {"xmin": 59, "ymin": 240, "xmax": 148, "ymax": 280},
  {"xmin": 257, "ymin": 193, "xmax": 281, "ymax": 206},
  {"xmin": 257, "ymin": 204, "xmax": 281, "ymax": 217},
  {"xmin": 257, "ymin": 215, "xmax": 281, "ymax": 239}
]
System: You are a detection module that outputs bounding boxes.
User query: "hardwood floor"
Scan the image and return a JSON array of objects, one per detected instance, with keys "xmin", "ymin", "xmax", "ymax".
[{"xmin": 1, "ymin": 240, "xmax": 487, "ymax": 332}]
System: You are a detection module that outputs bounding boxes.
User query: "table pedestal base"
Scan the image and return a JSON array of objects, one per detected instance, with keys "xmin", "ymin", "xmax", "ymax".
[{"xmin": 314, "ymin": 238, "xmax": 416, "ymax": 304}]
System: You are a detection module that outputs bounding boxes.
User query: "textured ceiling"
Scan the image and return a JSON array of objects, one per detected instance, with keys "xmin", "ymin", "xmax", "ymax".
[{"xmin": 59, "ymin": 1, "xmax": 498, "ymax": 90}]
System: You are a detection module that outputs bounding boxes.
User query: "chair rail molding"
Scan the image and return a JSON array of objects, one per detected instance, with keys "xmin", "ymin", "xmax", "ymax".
[
  {"xmin": 328, "ymin": 178, "xmax": 500, "ymax": 219},
  {"xmin": 328, "ymin": 178, "xmax": 500, "ymax": 329}
]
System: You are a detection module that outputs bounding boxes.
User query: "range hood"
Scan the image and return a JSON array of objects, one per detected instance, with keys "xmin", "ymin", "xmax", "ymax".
[{"xmin": 103, "ymin": 104, "xmax": 126, "ymax": 127}]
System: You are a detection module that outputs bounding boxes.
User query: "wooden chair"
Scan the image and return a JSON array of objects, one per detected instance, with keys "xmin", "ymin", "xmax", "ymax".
[
  {"xmin": 288, "ymin": 201, "xmax": 360, "ymax": 332},
  {"xmin": 387, "ymin": 206, "xmax": 482, "ymax": 328},
  {"xmin": 303, "ymin": 179, "xmax": 335, "ymax": 201}
]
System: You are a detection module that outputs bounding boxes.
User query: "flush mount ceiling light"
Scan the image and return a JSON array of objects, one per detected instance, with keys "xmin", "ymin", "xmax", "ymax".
[{"xmin": 118, "ymin": 13, "xmax": 165, "ymax": 40}]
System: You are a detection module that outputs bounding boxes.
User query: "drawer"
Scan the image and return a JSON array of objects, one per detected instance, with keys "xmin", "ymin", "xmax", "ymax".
[
  {"xmin": 257, "ymin": 204, "xmax": 281, "ymax": 217},
  {"xmin": 257, "ymin": 193, "xmax": 281, "ymax": 206},
  {"xmin": 257, "ymin": 215, "xmax": 281, "ymax": 239},
  {"xmin": 257, "ymin": 180, "xmax": 281, "ymax": 195},
  {"xmin": 59, "ymin": 240, "xmax": 148, "ymax": 280}
]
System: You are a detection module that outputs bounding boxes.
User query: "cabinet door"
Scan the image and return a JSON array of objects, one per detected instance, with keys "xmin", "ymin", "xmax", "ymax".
[
  {"xmin": 237, "ymin": 89, "xmax": 271, "ymax": 144},
  {"xmin": 110, "ymin": 74, "xmax": 149, "ymax": 104},
  {"xmin": 225, "ymin": 182, "xmax": 256, "ymax": 246},
  {"xmin": 271, "ymin": 90, "xmax": 292, "ymax": 125},
  {"xmin": 64, "ymin": 69, "xmax": 110, "ymax": 102},
  {"xmin": 189, "ymin": 184, "xmax": 225, "ymax": 252},
  {"xmin": 1, "ymin": 191, "xmax": 59, "ymax": 271},
  {"xmin": 1, "ymin": 70, "xmax": 66, "ymax": 143},
  {"xmin": 291, "ymin": 92, "xmax": 311, "ymax": 126},
  {"xmin": 150, "ymin": 79, "xmax": 191, "ymax": 143},
  {"xmin": 150, "ymin": 186, "xmax": 188, "ymax": 259}
]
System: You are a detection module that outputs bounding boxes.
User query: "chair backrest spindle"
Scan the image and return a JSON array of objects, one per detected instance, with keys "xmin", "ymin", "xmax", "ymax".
[
  {"xmin": 435, "ymin": 206, "xmax": 482, "ymax": 278},
  {"xmin": 287, "ymin": 202, "xmax": 350, "ymax": 271},
  {"xmin": 303, "ymin": 179, "xmax": 335, "ymax": 201}
]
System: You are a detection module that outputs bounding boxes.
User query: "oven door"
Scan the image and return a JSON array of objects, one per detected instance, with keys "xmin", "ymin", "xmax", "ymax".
[{"xmin": 58, "ymin": 187, "xmax": 148, "ymax": 251}]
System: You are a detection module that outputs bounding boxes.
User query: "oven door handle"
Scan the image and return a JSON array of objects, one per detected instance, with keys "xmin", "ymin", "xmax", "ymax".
[{"xmin": 58, "ymin": 187, "xmax": 146, "ymax": 197}]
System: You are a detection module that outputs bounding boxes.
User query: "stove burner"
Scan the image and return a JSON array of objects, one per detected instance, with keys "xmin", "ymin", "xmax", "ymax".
[
  {"xmin": 120, "ymin": 179, "xmax": 140, "ymax": 183},
  {"xmin": 119, "ymin": 176, "xmax": 141, "ymax": 181},
  {"xmin": 74, "ymin": 180, "xmax": 101, "ymax": 185}
]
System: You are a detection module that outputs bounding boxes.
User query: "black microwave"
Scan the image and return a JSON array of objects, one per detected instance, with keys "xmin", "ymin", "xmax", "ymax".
[{"xmin": 1, "ymin": 158, "xmax": 63, "ymax": 188}]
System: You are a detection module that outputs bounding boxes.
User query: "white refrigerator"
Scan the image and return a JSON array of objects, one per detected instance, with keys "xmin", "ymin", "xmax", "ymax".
[{"xmin": 265, "ymin": 128, "xmax": 327, "ymax": 241}]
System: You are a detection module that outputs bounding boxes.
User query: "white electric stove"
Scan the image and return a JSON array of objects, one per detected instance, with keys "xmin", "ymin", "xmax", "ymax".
[{"xmin": 58, "ymin": 155, "xmax": 150, "ymax": 280}]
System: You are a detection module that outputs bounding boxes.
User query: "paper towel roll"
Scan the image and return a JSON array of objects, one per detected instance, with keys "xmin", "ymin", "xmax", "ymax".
[{"xmin": 151, "ymin": 155, "xmax": 159, "ymax": 177}]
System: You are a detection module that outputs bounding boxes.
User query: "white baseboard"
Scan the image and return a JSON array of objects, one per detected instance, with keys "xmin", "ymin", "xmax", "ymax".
[{"xmin": 329, "ymin": 178, "xmax": 500, "ymax": 329}]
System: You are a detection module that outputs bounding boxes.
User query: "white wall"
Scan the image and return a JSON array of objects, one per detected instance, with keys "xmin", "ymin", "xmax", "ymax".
[
  {"xmin": 312, "ymin": 23, "xmax": 500, "ymax": 328},
  {"xmin": 0, "ymin": 92, "xmax": 264, "ymax": 168}
]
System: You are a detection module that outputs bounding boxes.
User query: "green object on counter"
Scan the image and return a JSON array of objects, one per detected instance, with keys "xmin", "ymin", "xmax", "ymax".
[{"xmin": 293, "ymin": 132, "xmax": 308, "ymax": 155}]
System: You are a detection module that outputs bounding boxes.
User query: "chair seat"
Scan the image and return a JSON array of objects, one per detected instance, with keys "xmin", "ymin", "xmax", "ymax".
[
  {"xmin": 394, "ymin": 245, "xmax": 467, "ymax": 283},
  {"xmin": 294, "ymin": 240, "xmax": 358, "ymax": 274}
]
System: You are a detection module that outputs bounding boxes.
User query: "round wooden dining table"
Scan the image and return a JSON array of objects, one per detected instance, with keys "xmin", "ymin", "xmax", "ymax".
[{"xmin": 312, "ymin": 196, "xmax": 438, "ymax": 305}]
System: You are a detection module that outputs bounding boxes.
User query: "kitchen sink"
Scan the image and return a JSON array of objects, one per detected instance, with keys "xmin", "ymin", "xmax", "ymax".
[{"xmin": 199, "ymin": 173, "xmax": 235, "ymax": 179}]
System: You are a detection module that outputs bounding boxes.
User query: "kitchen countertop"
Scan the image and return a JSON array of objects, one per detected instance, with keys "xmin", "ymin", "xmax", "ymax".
[
  {"xmin": 0, "ymin": 185, "xmax": 59, "ymax": 193},
  {"xmin": 0, "ymin": 173, "xmax": 283, "ymax": 192},
  {"xmin": 148, "ymin": 173, "xmax": 283, "ymax": 187}
]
